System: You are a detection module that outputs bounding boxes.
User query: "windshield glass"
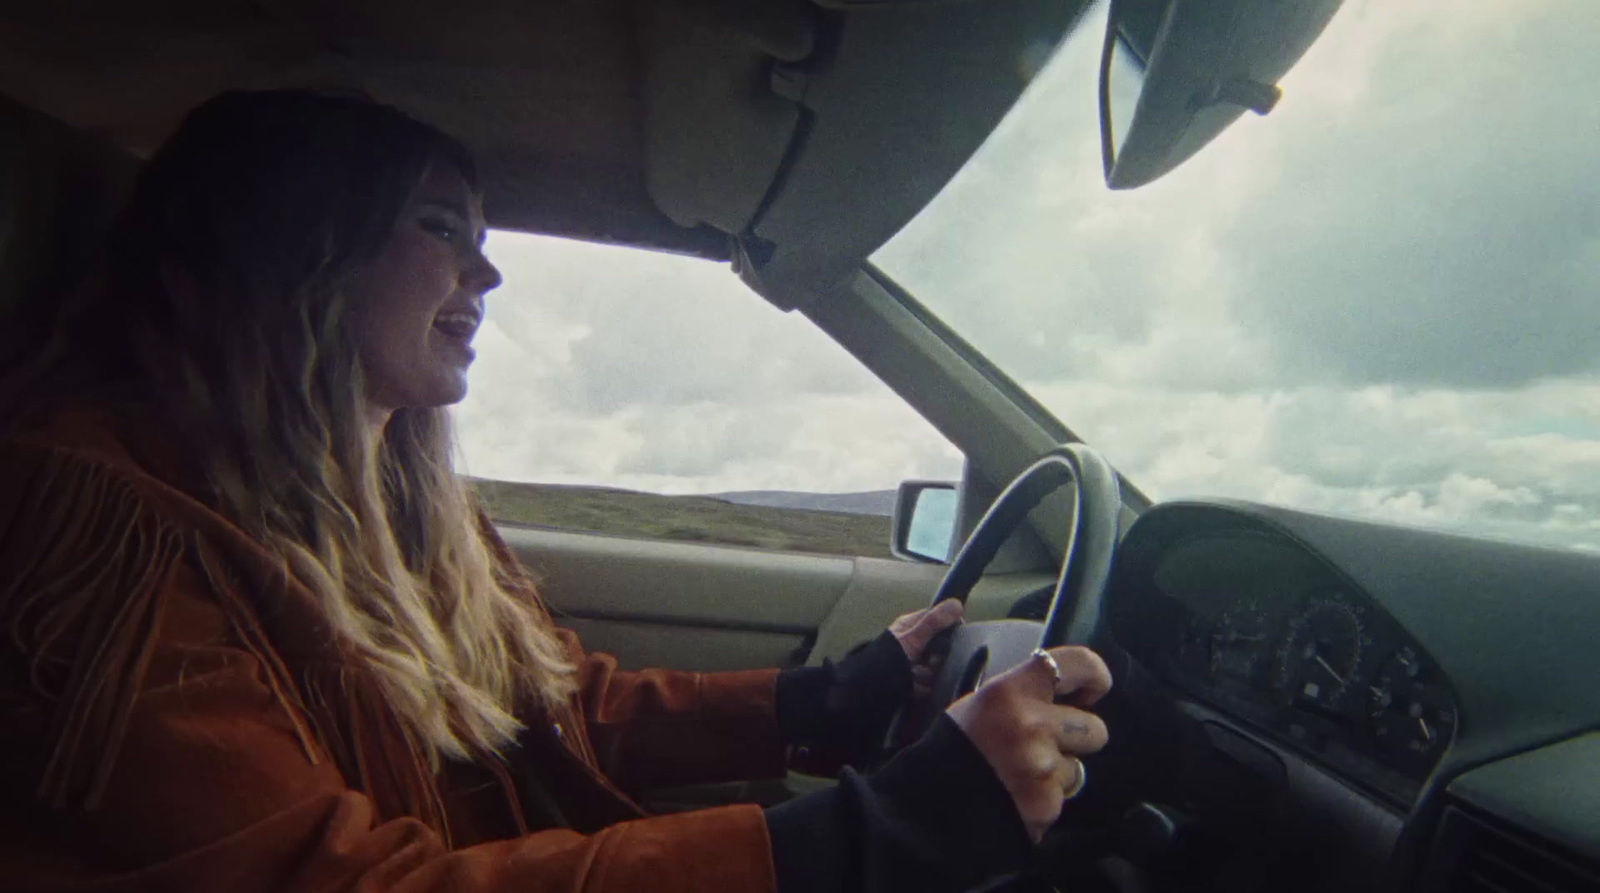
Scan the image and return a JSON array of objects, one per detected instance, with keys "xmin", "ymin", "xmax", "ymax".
[{"xmin": 874, "ymin": 0, "xmax": 1600, "ymax": 551}]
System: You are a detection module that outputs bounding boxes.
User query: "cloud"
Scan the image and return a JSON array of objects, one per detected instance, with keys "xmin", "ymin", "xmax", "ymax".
[
  {"xmin": 1223, "ymin": 0, "xmax": 1600, "ymax": 387},
  {"xmin": 455, "ymin": 232, "xmax": 963, "ymax": 495},
  {"xmin": 453, "ymin": 0, "xmax": 1600, "ymax": 556},
  {"xmin": 1027, "ymin": 377, "xmax": 1600, "ymax": 550},
  {"xmin": 482, "ymin": 235, "xmax": 882, "ymax": 415},
  {"xmin": 879, "ymin": 0, "xmax": 1600, "ymax": 389},
  {"xmin": 868, "ymin": 0, "xmax": 1600, "ymax": 550}
]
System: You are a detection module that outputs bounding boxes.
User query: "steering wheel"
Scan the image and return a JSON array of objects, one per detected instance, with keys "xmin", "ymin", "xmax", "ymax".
[{"xmin": 888, "ymin": 442, "xmax": 1124, "ymax": 745}]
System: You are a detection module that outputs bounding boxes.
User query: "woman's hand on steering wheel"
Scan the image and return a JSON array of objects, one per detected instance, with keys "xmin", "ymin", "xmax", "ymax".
[
  {"xmin": 887, "ymin": 599, "xmax": 965, "ymax": 705},
  {"xmin": 948, "ymin": 646, "xmax": 1112, "ymax": 843}
]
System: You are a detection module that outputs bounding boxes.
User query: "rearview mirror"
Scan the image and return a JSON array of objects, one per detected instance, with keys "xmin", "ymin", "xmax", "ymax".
[
  {"xmin": 891, "ymin": 481, "xmax": 959, "ymax": 564},
  {"xmin": 1099, "ymin": 0, "xmax": 1343, "ymax": 189}
]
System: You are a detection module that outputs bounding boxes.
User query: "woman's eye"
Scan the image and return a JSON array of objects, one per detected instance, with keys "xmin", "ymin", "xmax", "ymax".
[{"xmin": 421, "ymin": 218, "xmax": 461, "ymax": 242}]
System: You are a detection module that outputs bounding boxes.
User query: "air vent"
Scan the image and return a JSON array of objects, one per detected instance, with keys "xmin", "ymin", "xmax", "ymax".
[{"xmin": 1431, "ymin": 806, "xmax": 1600, "ymax": 893}]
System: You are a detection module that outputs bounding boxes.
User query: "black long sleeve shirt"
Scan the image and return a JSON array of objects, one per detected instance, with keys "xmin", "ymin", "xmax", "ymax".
[{"xmin": 768, "ymin": 632, "xmax": 1038, "ymax": 893}]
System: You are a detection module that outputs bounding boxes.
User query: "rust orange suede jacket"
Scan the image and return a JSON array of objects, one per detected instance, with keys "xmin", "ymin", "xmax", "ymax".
[{"xmin": 0, "ymin": 407, "xmax": 790, "ymax": 893}]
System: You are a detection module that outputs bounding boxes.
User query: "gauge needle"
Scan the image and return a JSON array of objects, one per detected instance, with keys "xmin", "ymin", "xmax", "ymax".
[
  {"xmin": 1314, "ymin": 655, "xmax": 1347, "ymax": 684},
  {"xmin": 1417, "ymin": 716, "xmax": 1435, "ymax": 742}
]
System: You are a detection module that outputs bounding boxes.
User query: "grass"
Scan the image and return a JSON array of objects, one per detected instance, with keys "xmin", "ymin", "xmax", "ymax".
[{"xmin": 471, "ymin": 478, "xmax": 894, "ymax": 559}]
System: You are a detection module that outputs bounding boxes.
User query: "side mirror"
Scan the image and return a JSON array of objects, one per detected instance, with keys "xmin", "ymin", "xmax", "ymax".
[
  {"xmin": 1099, "ymin": 0, "xmax": 1343, "ymax": 189},
  {"xmin": 891, "ymin": 481, "xmax": 960, "ymax": 564}
]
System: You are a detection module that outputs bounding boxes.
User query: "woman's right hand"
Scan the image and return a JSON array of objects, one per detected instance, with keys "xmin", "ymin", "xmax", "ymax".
[{"xmin": 947, "ymin": 646, "xmax": 1113, "ymax": 843}]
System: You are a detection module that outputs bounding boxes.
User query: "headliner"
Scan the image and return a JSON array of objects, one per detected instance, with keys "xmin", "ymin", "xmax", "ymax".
[{"xmin": 2, "ymin": 0, "xmax": 1087, "ymax": 297}]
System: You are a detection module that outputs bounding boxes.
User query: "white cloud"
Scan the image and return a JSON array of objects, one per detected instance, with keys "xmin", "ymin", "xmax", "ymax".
[
  {"xmin": 454, "ymin": 232, "xmax": 962, "ymax": 495},
  {"xmin": 1024, "ymin": 377, "xmax": 1600, "ymax": 550},
  {"xmin": 454, "ymin": 0, "xmax": 1600, "ymax": 555},
  {"xmin": 480, "ymin": 234, "xmax": 883, "ymax": 414},
  {"xmin": 867, "ymin": 0, "xmax": 1600, "ymax": 550}
]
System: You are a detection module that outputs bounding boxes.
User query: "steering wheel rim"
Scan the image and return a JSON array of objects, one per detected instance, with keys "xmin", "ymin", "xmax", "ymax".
[
  {"xmin": 934, "ymin": 442, "xmax": 1122, "ymax": 648},
  {"xmin": 887, "ymin": 442, "xmax": 1123, "ymax": 747}
]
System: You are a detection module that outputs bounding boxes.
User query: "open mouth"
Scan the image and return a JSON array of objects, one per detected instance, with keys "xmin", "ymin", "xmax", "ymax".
[{"xmin": 432, "ymin": 310, "xmax": 481, "ymax": 341}]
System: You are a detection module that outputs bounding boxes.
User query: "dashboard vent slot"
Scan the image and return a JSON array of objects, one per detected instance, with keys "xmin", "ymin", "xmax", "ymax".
[{"xmin": 1432, "ymin": 806, "xmax": 1600, "ymax": 893}]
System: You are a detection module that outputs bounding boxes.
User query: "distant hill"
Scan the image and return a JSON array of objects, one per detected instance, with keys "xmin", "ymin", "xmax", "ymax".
[
  {"xmin": 470, "ymin": 479, "xmax": 893, "ymax": 558},
  {"xmin": 707, "ymin": 490, "xmax": 897, "ymax": 516}
]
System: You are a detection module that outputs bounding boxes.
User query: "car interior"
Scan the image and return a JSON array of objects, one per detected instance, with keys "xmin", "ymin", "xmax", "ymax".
[{"xmin": 4, "ymin": 1, "xmax": 1598, "ymax": 892}]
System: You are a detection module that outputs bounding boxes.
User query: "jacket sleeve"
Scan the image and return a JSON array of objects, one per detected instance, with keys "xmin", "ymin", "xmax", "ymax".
[
  {"xmin": 765, "ymin": 715, "xmax": 1039, "ymax": 893},
  {"xmin": 0, "ymin": 438, "xmax": 781, "ymax": 893},
  {"xmin": 0, "ymin": 566, "xmax": 781, "ymax": 893},
  {"xmin": 774, "ymin": 630, "xmax": 914, "ymax": 776},
  {"xmin": 561, "ymin": 628, "xmax": 790, "ymax": 792}
]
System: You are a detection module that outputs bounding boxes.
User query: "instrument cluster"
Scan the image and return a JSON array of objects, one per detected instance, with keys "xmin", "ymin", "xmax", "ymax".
[{"xmin": 1111, "ymin": 528, "xmax": 1457, "ymax": 803}]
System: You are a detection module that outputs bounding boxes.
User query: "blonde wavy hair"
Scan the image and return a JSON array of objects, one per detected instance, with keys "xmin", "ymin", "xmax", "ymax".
[{"xmin": 10, "ymin": 90, "xmax": 576, "ymax": 766}]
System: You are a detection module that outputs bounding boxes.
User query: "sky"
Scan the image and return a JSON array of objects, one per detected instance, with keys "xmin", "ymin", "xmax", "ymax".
[
  {"xmin": 453, "ymin": 236, "xmax": 962, "ymax": 496},
  {"xmin": 457, "ymin": 0, "xmax": 1600, "ymax": 552}
]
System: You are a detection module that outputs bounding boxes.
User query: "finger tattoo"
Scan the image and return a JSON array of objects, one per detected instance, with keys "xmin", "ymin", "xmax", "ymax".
[{"xmin": 1063, "ymin": 721, "xmax": 1094, "ymax": 737}]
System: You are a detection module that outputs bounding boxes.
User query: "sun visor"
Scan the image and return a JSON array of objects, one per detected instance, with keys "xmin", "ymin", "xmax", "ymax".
[
  {"xmin": 739, "ymin": 0, "xmax": 1087, "ymax": 310},
  {"xmin": 636, "ymin": 0, "xmax": 816, "ymax": 234}
]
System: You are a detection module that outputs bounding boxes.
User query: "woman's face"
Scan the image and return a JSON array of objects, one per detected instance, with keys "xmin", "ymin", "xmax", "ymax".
[{"xmin": 355, "ymin": 163, "xmax": 501, "ymax": 418}]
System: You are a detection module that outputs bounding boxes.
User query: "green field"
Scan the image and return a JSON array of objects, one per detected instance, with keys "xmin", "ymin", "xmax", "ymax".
[{"xmin": 471, "ymin": 478, "xmax": 894, "ymax": 559}]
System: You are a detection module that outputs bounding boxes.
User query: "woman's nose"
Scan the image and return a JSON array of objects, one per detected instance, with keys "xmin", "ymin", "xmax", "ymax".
[{"xmin": 462, "ymin": 251, "xmax": 503, "ymax": 294}]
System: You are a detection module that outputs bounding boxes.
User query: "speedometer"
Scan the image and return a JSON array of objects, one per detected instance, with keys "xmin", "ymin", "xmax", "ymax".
[
  {"xmin": 1209, "ymin": 600, "xmax": 1273, "ymax": 683},
  {"xmin": 1115, "ymin": 513, "xmax": 1462, "ymax": 801},
  {"xmin": 1369, "ymin": 647, "xmax": 1456, "ymax": 761},
  {"xmin": 1275, "ymin": 600, "xmax": 1365, "ymax": 710}
]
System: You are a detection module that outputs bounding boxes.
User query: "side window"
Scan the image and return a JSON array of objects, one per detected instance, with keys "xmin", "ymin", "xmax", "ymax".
[{"xmin": 455, "ymin": 231, "xmax": 962, "ymax": 559}]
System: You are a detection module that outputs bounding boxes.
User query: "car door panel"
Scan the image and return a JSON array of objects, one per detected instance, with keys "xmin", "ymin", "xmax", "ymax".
[
  {"xmin": 557, "ymin": 617, "xmax": 809, "ymax": 673},
  {"xmin": 806, "ymin": 556, "xmax": 1057, "ymax": 666},
  {"xmin": 500, "ymin": 525, "xmax": 1057, "ymax": 673},
  {"xmin": 500, "ymin": 525, "xmax": 854, "ymax": 670}
]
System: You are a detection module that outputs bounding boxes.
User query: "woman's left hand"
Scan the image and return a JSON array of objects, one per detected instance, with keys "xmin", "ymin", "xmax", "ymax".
[
  {"xmin": 888, "ymin": 599, "xmax": 965, "ymax": 702},
  {"xmin": 776, "ymin": 599, "xmax": 966, "ymax": 769}
]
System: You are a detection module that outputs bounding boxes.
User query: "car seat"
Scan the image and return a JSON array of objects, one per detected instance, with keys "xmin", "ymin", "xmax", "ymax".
[{"xmin": 0, "ymin": 93, "xmax": 137, "ymax": 377}]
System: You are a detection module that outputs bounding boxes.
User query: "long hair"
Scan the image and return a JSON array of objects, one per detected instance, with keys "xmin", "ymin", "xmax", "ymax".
[{"xmin": 10, "ymin": 90, "xmax": 576, "ymax": 766}]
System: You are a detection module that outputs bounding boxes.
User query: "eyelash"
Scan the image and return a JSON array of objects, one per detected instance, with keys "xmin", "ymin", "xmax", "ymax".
[{"xmin": 421, "ymin": 217, "xmax": 463, "ymax": 243}]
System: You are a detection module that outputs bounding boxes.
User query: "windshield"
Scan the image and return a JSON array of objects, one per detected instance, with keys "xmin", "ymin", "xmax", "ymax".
[{"xmin": 874, "ymin": 0, "xmax": 1600, "ymax": 551}]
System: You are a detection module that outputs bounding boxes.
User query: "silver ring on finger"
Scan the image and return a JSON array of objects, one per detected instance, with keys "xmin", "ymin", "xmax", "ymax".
[
  {"xmin": 1062, "ymin": 757, "xmax": 1087, "ymax": 800},
  {"xmin": 1031, "ymin": 648, "xmax": 1062, "ymax": 688}
]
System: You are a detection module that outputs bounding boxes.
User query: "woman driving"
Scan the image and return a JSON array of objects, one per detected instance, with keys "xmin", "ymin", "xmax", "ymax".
[{"xmin": 0, "ymin": 90, "xmax": 1111, "ymax": 893}]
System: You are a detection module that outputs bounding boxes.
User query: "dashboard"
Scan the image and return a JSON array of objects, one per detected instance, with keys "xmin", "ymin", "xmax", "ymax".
[
  {"xmin": 1109, "ymin": 524, "xmax": 1457, "ymax": 806},
  {"xmin": 1094, "ymin": 497, "xmax": 1600, "ymax": 891}
]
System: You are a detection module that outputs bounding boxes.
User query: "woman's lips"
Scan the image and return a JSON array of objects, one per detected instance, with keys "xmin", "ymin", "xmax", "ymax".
[
  {"xmin": 432, "ymin": 315, "xmax": 480, "ymax": 359},
  {"xmin": 433, "ymin": 317, "xmax": 478, "ymax": 339}
]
